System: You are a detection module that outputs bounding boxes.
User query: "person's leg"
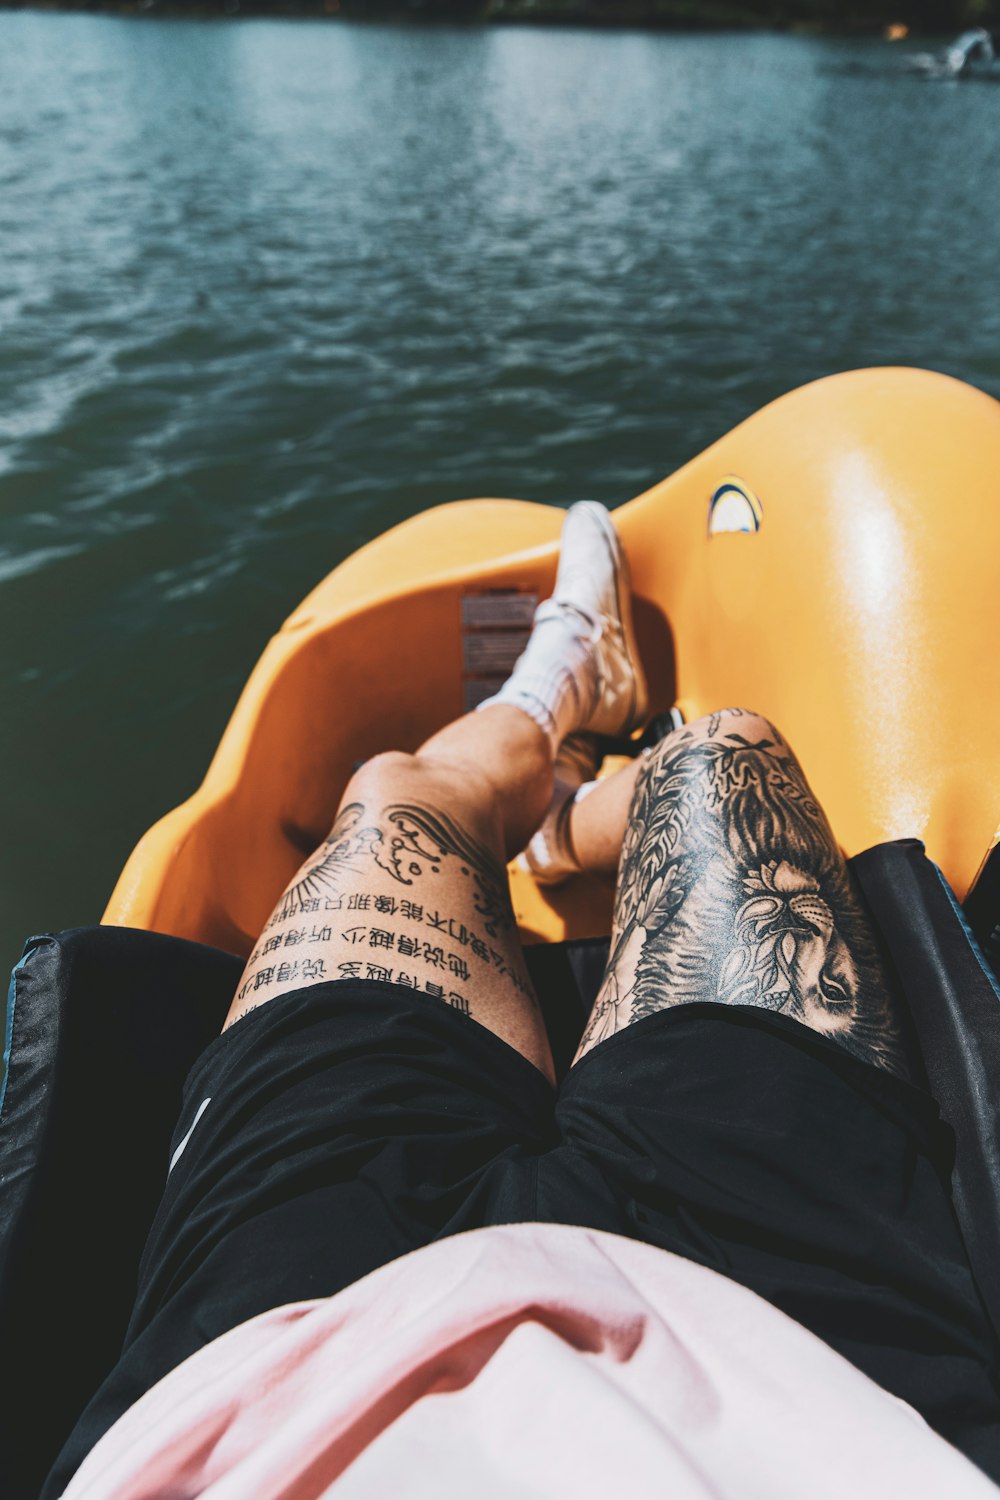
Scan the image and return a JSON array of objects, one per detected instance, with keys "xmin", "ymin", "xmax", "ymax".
[
  {"xmin": 572, "ymin": 708, "xmax": 912, "ymax": 1076},
  {"xmin": 562, "ymin": 751, "xmax": 644, "ymax": 878},
  {"xmin": 226, "ymin": 502, "xmax": 648, "ymax": 1082},
  {"xmin": 536, "ymin": 710, "xmax": 1000, "ymax": 1469},
  {"xmin": 227, "ymin": 707, "xmax": 558, "ymax": 1075}
]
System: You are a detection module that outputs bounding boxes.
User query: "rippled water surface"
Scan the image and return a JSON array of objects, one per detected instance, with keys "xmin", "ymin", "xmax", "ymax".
[{"xmin": 2, "ymin": 16, "xmax": 999, "ymax": 963}]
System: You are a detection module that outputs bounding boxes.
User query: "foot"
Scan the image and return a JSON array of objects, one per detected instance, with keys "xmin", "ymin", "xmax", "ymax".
[
  {"xmin": 537, "ymin": 501, "xmax": 649, "ymax": 739},
  {"xmin": 518, "ymin": 733, "xmax": 599, "ymax": 885},
  {"xmin": 475, "ymin": 501, "xmax": 648, "ymax": 749}
]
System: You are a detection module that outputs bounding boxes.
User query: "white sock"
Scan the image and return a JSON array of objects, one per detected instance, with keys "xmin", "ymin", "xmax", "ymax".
[{"xmin": 476, "ymin": 605, "xmax": 598, "ymax": 753}]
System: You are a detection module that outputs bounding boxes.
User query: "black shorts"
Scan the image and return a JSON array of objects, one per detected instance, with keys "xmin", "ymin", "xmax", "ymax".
[{"xmin": 45, "ymin": 980, "xmax": 1000, "ymax": 1494}]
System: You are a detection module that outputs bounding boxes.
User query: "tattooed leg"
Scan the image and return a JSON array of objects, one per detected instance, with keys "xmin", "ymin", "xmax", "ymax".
[
  {"xmin": 227, "ymin": 705, "xmax": 556, "ymax": 1081},
  {"xmin": 574, "ymin": 709, "xmax": 913, "ymax": 1078}
]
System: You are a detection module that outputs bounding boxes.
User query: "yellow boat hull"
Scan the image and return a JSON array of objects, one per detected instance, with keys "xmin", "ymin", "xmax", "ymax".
[{"xmin": 105, "ymin": 367, "xmax": 1000, "ymax": 952}]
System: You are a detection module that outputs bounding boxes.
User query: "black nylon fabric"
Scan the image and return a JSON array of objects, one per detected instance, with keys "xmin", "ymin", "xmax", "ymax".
[
  {"xmin": 41, "ymin": 980, "xmax": 1000, "ymax": 1497},
  {"xmin": 8, "ymin": 839, "xmax": 1000, "ymax": 1496}
]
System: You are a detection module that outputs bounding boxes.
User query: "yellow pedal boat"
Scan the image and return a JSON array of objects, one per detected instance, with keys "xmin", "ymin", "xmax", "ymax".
[
  {"xmin": 5, "ymin": 369, "xmax": 1000, "ymax": 1500},
  {"xmin": 104, "ymin": 366, "xmax": 1000, "ymax": 953}
]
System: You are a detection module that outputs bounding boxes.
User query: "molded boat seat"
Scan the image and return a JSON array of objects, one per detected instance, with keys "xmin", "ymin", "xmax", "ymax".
[{"xmin": 2, "ymin": 840, "xmax": 999, "ymax": 1500}]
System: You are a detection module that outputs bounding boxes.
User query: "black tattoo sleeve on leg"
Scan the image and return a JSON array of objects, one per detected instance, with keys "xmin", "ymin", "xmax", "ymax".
[
  {"xmin": 372, "ymin": 805, "xmax": 516, "ymax": 938},
  {"xmin": 276, "ymin": 800, "xmax": 516, "ymax": 939},
  {"xmin": 275, "ymin": 802, "xmax": 376, "ymax": 922},
  {"xmin": 236, "ymin": 794, "xmax": 542, "ymax": 1029},
  {"xmin": 581, "ymin": 717, "xmax": 912, "ymax": 1077}
]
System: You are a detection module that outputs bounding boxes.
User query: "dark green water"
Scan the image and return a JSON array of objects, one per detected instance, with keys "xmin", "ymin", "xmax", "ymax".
[{"xmin": 2, "ymin": 16, "xmax": 998, "ymax": 970}]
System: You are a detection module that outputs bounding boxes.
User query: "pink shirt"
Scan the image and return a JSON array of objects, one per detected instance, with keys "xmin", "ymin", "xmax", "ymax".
[{"xmin": 61, "ymin": 1223, "xmax": 995, "ymax": 1499}]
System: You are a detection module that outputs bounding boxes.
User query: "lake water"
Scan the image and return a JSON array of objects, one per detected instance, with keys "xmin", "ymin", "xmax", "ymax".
[{"xmin": 2, "ymin": 15, "xmax": 998, "ymax": 969}]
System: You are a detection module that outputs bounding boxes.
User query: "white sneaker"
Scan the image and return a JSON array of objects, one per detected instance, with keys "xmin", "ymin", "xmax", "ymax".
[
  {"xmin": 477, "ymin": 501, "xmax": 648, "ymax": 749},
  {"xmin": 539, "ymin": 500, "xmax": 648, "ymax": 738}
]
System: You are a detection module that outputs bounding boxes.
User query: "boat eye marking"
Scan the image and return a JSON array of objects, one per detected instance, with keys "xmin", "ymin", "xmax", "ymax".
[{"xmin": 708, "ymin": 479, "xmax": 763, "ymax": 537}]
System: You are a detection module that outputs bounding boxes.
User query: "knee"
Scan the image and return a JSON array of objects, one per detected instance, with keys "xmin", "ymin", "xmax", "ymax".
[
  {"xmin": 360, "ymin": 750, "xmax": 417, "ymax": 779},
  {"xmin": 342, "ymin": 749, "xmax": 418, "ymax": 804},
  {"xmin": 685, "ymin": 707, "xmax": 786, "ymax": 747},
  {"xmin": 342, "ymin": 746, "xmax": 496, "ymax": 816},
  {"xmin": 646, "ymin": 707, "xmax": 790, "ymax": 777}
]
